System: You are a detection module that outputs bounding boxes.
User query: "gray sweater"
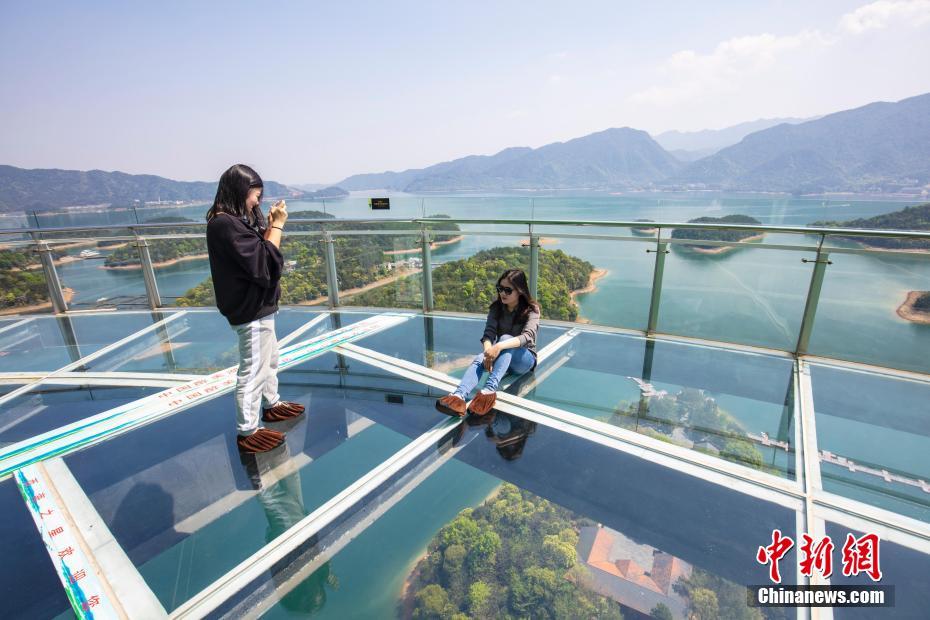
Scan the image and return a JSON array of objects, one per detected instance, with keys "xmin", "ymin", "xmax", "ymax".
[{"xmin": 481, "ymin": 305, "xmax": 540, "ymax": 358}]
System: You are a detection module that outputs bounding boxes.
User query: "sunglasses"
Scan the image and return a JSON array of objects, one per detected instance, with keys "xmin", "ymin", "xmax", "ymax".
[{"xmin": 496, "ymin": 285, "xmax": 514, "ymax": 295}]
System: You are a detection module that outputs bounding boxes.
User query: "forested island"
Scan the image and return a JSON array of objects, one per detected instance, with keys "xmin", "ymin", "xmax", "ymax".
[
  {"xmin": 811, "ymin": 203, "xmax": 930, "ymax": 325},
  {"xmin": 405, "ymin": 484, "xmax": 623, "ymax": 619},
  {"xmin": 1, "ymin": 246, "xmax": 49, "ymax": 311},
  {"xmin": 630, "ymin": 218, "xmax": 657, "ymax": 236},
  {"xmin": 104, "ymin": 216, "xmax": 207, "ymax": 268},
  {"xmin": 670, "ymin": 215, "xmax": 764, "ymax": 254},
  {"xmin": 405, "ymin": 482, "xmax": 782, "ymax": 620},
  {"xmin": 176, "ymin": 211, "xmax": 461, "ymax": 306},
  {"xmin": 348, "ymin": 247, "xmax": 594, "ymax": 321},
  {"xmin": 810, "ymin": 202, "xmax": 930, "ymax": 250}
]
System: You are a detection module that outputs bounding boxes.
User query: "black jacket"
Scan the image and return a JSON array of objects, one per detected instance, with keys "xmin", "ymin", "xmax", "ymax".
[{"xmin": 206, "ymin": 213, "xmax": 283, "ymax": 326}]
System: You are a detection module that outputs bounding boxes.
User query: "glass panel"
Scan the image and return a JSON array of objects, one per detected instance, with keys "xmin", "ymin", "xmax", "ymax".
[
  {"xmin": 338, "ymin": 234, "xmax": 423, "ymax": 310},
  {"xmin": 660, "ymin": 232, "xmax": 815, "ymax": 350},
  {"xmin": 345, "ymin": 313, "xmax": 565, "ymax": 373},
  {"xmin": 523, "ymin": 331, "xmax": 797, "ymax": 478},
  {"xmin": 825, "ymin": 522, "xmax": 928, "ymax": 619},
  {"xmin": 63, "ymin": 354, "xmax": 450, "ymax": 613},
  {"xmin": 0, "ymin": 241, "xmax": 54, "ymax": 315},
  {"xmin": 811, "ymin": 364, "xmax": 930, "ymax": 523},
  {"xmin": 809, "ymin": 247, "xmax": 930, "ymax": 374},
  {"xmin": 534, "ymin": 226, "xmax": 655, "ymax": 330},
  {"xmin": 50, "ymin": 236, "xmax": 152, "ymax": 309},
  {"xmin": 0, "ymin": 479, "xmax": 71, "ymax": 618},
  {"xmin": 0, "ymin": 384, "xmax": 160, "ymax": 446},
  {"xmin": 83, "ymin": 310, "xmax": 239, "ymax": 374},
  {"xmin": 236, "ymin": 413, "xmax": 797, "ymax": 618},
  {"xmin": 134, "ymin": 221, "xmax": 210, "ymax": 306},
  {"xmin": 0, "ymin": 312, "xmax": 161, "ymax": 373}
]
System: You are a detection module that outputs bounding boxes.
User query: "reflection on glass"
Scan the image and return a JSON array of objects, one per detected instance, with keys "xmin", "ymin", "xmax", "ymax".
[
  {"xmin": 85, "ymin": 311, "xmax": 239, "ymax": 374},
  {"xmin": 812, "ymin": 364, "xmax": 930, "ymax": 523},
  {"xmin": 240, "ymin": 445, "xmax": 338, "ymax": 615},
  {"xmin": 257, "ymin": 413, "xmax": 795, "ymax": 619},
  {"xmin": 0, "ymin": 385, "xmax": 159, "ymax": 445},
  {"xmin": 524, "ymin": 332, "xmax": 796, "ymax": 478},
  {"xmin": 659, "ymin": 237, "xmax": 814, "ymax": 351},
  {"xmin": 0, "ymin": 312, "xmax": 170, "ymax": 372},
  {"xmin": 64, "ymin": 353, "xmax": 447, "ymax": 613}
]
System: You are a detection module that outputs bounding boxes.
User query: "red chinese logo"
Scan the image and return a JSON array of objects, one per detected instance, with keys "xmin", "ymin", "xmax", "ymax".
[
  {"xmin": 756, "ymin": 529, "xmax": 794, "ymax": 583},
  {"xmin": 842, "ymin": 533, "xmax": 883, "ymax": 581},
  {"xmin": 799, "ymin": 534, "xmax": 835, "ymax": 579}
]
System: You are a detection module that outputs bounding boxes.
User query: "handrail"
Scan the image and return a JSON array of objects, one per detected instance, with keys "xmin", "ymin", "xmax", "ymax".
[{"xmin": 2, "ymin": 217, "xmax": 930, "ymax": 240}]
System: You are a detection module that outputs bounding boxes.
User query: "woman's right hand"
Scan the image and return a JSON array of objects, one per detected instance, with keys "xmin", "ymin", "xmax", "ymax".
[{"xmin": 269, "ymin": 200, "xmax": 288, "ymax": 226}]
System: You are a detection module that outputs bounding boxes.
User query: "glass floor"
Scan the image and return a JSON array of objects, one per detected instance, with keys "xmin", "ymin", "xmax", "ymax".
[{"xmin": 0, "ymin": 307, "xmax": 927, "ymax": 619}]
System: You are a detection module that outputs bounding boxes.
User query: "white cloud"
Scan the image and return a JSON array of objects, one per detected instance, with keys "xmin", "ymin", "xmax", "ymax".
[
  {"xmin": 629, "ymin": 30, "xmax": 830, "ymax": 106},
  {"xmin": 840, "ymin": 0, "xmax": 930, "ymax": 34}
]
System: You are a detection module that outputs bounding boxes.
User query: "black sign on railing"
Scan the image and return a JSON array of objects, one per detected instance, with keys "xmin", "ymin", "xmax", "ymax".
[{"xmin": 369, "ymin": 197, "xmax": 390, "ymax": 210}]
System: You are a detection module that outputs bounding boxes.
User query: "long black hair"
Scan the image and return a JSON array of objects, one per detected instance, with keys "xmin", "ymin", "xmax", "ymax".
[
  {"xmin": 489, "ymin": 268, "xmax": 540, "ymax": 322},
  {"xmin": 206, "ymin": 164, "xmax": 265, "ymax": 227}
]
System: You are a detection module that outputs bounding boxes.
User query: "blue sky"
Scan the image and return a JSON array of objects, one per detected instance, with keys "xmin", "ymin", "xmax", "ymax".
[{"xmin": 2, "ymin": 1, "xmax": 929, "ymax": 184}]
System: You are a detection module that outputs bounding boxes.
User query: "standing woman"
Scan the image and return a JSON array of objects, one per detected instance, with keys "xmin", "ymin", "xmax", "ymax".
[
  {"xmin": 436, "ymin": 268, "xmax": 540, "ymax": 417},
  {"xmin": 206, "ymin": 164, "xmax": 305, "ymax": 453}
]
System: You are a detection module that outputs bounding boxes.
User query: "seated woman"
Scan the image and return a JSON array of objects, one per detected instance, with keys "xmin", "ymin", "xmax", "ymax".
[{"xmin": 436, "ymin": 268, "xmax": 540, "ymax": 417}]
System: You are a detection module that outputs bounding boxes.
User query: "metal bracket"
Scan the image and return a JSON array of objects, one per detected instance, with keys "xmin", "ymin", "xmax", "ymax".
[{"xmin": 801, "ymin": 258, "xmax": 832, "ymax": 265}]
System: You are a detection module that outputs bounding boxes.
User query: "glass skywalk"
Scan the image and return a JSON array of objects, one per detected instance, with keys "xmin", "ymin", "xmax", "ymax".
[{"xmin": 1, "ymin": 307, "xmax": 927, "ymax": 619}]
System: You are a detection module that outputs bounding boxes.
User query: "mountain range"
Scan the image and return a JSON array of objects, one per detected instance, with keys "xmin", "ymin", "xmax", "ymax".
[
  {"xmin": 2, "ymin": 93, "xmax": 929, "ymax": 211},
  {"xmin": 337, "ymin": 93, "xmax": 930, "ymax": 194}
]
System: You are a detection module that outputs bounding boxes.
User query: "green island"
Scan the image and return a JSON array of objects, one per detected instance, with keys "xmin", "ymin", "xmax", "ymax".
[
  {"xmin": 1, "ymin": 247, "xmax": 49, "ymax": 310},
  {"xmin": 104, "ymin": 216, "xmax": 206, "ymax": 268},
  {"xmin": 177, "ymin": 211, "xmax": 461, "ymax": 306},
  {"xmin": 670, "ymin": 215, "xmax": 764, "ymax": 254},
  {"xmin": 810, "ymin": 202, "xmax": 930, "ymax": 250},
  {"xmin": 405, "ymin": 483, "xmax": 623, "ymax": 619},
  {"xmin": 348, "ymin": 247, "xmax": 594, "ymax": 321},
  {"xmin": 405, "ymin": 482, "xmax": 783, "ymax": 620},
  {"xmin": 611, "ymin": 387, "xmax": 779, "ymax": 475},
  {"xmin": 811, "ymin": 203, "xmax": 930, "ymax": 324}
]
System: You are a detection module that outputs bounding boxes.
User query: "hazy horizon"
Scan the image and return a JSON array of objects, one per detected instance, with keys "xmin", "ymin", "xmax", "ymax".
[{"xmin": 2, "ymin": 1, "xmax": 929, "ymax": 185}]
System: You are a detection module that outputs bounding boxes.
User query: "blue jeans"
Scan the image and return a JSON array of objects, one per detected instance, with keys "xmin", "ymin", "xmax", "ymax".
[{"xmin": 452, "ymin": 335, "xmax": 535, "ymax": 399}]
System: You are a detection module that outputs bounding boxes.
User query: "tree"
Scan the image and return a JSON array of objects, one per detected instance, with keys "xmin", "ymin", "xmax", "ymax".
[
  {"xmin": 651, "ymin": 602, "xmax": 674, "ymax": 620},
  {"xmin": 466, "ymin": 581, "xmax": 493, "ymax": 618},
  {"xmin": 690, "ymin": 587, "xmax": 719, "ymax": 620},
  {"xmin": 413, "ymin": 584, "xmax": 455, "ymax": 620}
]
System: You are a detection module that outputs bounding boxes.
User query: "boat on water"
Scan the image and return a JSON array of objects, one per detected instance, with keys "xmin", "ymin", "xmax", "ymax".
[{"xmin": 79, "ymin": 249, "xmax": 102, "ymax": 258}]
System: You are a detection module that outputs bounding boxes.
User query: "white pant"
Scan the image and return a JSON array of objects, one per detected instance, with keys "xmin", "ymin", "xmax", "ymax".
[{"xmin": 232, "ymin": 314, "xmax": 281, "ymax": 435}]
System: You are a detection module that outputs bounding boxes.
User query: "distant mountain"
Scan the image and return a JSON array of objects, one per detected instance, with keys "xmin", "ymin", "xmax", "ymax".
[
  {"xmin": 0, "ymin": 166, "xmax": 296, "ymax": 212},
  {"xmin": 338, "ymin": 128, "xmax": 682, "ymax": 191},
  {"xmin": 654, "ymin": 117, "xmax": 813, "ymax": 157},
  {"xmin": 301, "ymin": 186, "xmax": 349, "ymax": 200},
  {"xmin": 673, "ymin": 93, "xmax": 930, "ymax": 193}
]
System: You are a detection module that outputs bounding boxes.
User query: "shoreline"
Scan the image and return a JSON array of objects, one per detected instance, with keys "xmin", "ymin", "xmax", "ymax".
[
  {"xmin": 102, "ymin": 252, "xmax": 209, "ymax": 270},
  {"xmin": 682, "ymin": 232, "xmax": 765, "ymax": 255},
  {"xmin": 897, "ymin": 291, "xmax": 930, "ymax": 324},
  {"xmin": 383, "ymin": 235, "xmax": 464, "ymax": 256},
  {"xmin": 518, "ymin": 237, "xmax": 559, "ymax": 246},
  {"xmin": 298, "ymin": 267, "xmax": 422, "ymax": 305},
  {"xmin": 0, "ymin": 287, "xmax": 75, "ymax": 316},
  {"xmin": 398, "ymin": 484, "xmax": 503, "ymax": 619},
  {"xmin": 570, "ymin": 268, "xmax": 608, "ymax": 324}
]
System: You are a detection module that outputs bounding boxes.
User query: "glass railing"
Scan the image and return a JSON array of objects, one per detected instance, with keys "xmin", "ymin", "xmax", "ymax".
[{"xmin": 4, "ymin": 216, "xmax": 928, "ymax": 374}]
